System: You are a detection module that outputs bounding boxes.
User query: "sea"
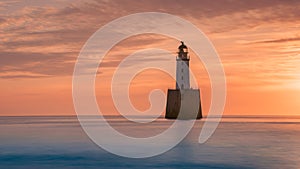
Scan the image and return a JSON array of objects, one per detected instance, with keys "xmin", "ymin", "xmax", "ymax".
[{"xmin": 0, "ymin": 115, "xmax": 299, "ymax": 169}]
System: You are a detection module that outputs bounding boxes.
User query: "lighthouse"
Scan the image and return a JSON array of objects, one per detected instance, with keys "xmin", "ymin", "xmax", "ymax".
[
  {"xmin": 165, "ymin": 41, "xmax": 202, "ymax": 119},
  {"xmin": 176, "ymin": 41, "xmax": 190, "ymax": 90}
]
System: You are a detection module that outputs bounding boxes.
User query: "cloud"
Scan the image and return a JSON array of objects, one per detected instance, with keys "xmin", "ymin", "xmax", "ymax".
[
  {"xmin": 0, "ymin": 17, "xmax": 6, "ymax": 24},
  {"xmin": 1, "ymin": 0, "xmax": 300, "ymax": 83},
  {"xmin": 0, "ymin": 72, "xmax": 52, "ymax": 79},
  {"xmin": 0, "ymin": 51, "xmax": 76, "ymax": 78},
  {"xmin": 251, "ymin": 37, "xmax": 300, "ymax": 44}
]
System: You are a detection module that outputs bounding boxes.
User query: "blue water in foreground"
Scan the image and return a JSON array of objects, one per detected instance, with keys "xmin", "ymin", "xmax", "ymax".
[{"xmin": 0, "ymin": 116, "xmax": 299, "ymax": 169}]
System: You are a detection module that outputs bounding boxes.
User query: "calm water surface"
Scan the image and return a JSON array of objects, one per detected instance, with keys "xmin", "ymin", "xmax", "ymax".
[{"xmin": 0, "ymin": 116, "xmax": 299, "ymax": 169}]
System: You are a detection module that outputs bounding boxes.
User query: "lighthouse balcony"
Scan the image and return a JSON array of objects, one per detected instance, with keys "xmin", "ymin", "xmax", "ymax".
[{"xmin": 176, "ymin": 55, "xmax": 190, "ymax": 61}]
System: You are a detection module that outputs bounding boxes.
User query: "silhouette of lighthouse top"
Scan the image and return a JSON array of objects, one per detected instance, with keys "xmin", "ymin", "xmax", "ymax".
[{"xmin": 176, "ymin": 41, "xmax": 190, "ymax": 90}]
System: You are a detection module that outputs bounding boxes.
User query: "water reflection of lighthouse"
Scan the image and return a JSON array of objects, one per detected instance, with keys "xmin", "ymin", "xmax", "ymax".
[{"xmin": 165, "ymin": 41, "xmax": 202, "ymax": 119}]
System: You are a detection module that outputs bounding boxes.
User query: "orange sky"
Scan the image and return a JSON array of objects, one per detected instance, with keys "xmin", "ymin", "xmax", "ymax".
[{"xmin": 0, "ymin": 0, "xmax": 300, "ymax": 116}]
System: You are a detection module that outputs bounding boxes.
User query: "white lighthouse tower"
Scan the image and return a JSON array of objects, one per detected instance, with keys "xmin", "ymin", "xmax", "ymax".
[{"xmin": 176, "ymin": 41, "xmax": 190, "ymax": 90}]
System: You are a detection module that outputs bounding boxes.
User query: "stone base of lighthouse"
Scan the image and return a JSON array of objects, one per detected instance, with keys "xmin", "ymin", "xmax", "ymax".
[{"xmin": 165, "ymin": 89, "xmax": 202, "ymax": 119}]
